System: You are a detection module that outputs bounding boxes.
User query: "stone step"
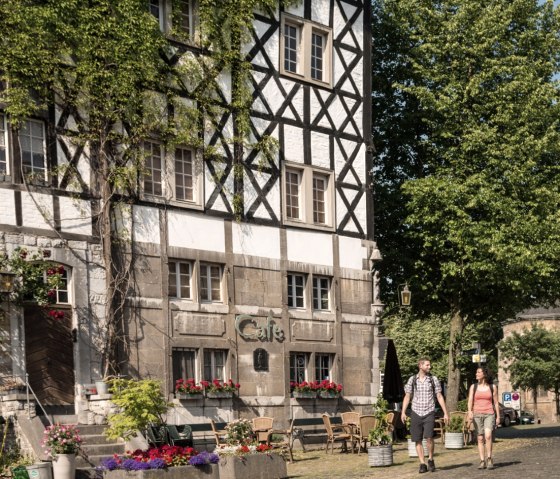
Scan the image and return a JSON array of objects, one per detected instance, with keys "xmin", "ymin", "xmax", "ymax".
[
  {"xmin": 81, "ymin": 434, "xmax": 119, "ymax": 445},
  {"xmin": 77, "ymin": 452, "xmax": 121, "ymax": 468},
  {"xmin": 81, "ymin": 443, "xmax": 125, "ymax": 457},
  {"xmin": 76, "ymin": 425, "xmax": 109, "ymax": 436},
  {"xmin": 76, "ymin": 467, "xmax": 98, "ymax": 479}
]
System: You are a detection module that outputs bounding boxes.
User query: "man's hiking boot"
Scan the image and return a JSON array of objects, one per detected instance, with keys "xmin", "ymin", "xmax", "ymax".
[
  {"xmin": 419, "ymin": 463, "xmax": 428, "ymax": 474},
  {"xmin": 428, "ymin": 459, "xmax": 436, "ymax": 472}
]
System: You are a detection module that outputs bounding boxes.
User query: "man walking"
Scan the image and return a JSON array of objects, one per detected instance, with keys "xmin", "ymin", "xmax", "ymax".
[{"xmin": 401, "ymin": 357, "xmax": 449, "ymax": 473}]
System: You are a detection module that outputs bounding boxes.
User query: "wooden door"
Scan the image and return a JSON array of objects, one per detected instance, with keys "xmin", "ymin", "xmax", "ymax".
[{"xmin": 24, "ymin": 305, "xmax": 75, "ymax": 405}]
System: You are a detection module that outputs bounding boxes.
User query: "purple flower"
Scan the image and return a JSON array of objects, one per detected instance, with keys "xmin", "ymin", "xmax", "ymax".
[
  {"xmin": 99, "ymin": 458, "xmax": 119, "ymax": 471},
  {"xmin": 188, "ymin": 451, "xmax": 219, "ymax": 466},
  {"xmin": 121, "ymin": 459, "xmax": 148, "ymax": 471},
  {"xmin": 147, "ymin": 459, "xmax": 166, "ymax": 469}
]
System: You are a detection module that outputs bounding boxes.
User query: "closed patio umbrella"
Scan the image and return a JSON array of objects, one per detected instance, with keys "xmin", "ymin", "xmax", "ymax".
[{"xmin": 382, "ymin": 339, "xmax": 405, "ymax": 404}]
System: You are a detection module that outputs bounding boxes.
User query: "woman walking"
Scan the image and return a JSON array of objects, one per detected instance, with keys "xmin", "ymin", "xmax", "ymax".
[{"xmin": 467, "ymin": 367, "xmax": 500, "ymax": 470}]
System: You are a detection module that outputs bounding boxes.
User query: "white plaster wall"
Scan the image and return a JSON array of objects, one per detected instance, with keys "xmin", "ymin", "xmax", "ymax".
[
  {"xmin": 251, "ymin": 18, "xmax": 279, "ymax": 69},
  {"xmin": 168, "ymin": 210, "xmax": 225, "ymax": 252},
  {"xmin": 311, "ymin": 131, "xmax": 330, "ymax": 169},
  {"xmin": 232, "ymin": 223, "xmax": 280, "ymax": 259},
  {"xmin": 311, "ymin": 0, "xmax": 330, "ymax": 25},
  {"xmin": 133, "ymin": 206, "xmax": 161, "ymax": 244},
  {"xmin": 285, "ymin": 1, "xmax": 304, "ymax": 17},
  {"xmin": 0, "ymin": 189, "xmax": 16, "ymax": 225},
  {"xmin": 286, "ymin": 229, "xmax": 333, "ymax": 266},
  {"xmin": 21, "ymin": 192, "xmax": 52, "ymax": 230},
  {"xmin": 284, "ymin": 125, "xmax": 304, "ymax": 163},
  {"xmin": 59, "ymin": 197, "xmax": 92, "ymax": 236},
  {"xmin": 339, "ymin": 236, "xmax": 366, "ymax": 270}
]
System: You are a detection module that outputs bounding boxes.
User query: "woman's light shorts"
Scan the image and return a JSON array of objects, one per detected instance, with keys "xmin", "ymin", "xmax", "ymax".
[{"xmin": 473, "ymin": 413, "xmax": 495, "ymax": 434}]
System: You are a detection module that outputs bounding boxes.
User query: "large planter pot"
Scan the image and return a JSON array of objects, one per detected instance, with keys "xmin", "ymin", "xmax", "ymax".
[
  {"xmin": 26, "ymin": 462, "xmax": 53, "ymax": 479},
  {"xmin": 52, "ymin": 454, "xmax": 76, "ymax": 479},
  {"xmin": 367, "ymin": 444, "xmax": 393, "ymax": 467},
  {"xmin": 103, "ymin": 465, "xmax": 218, "ymax": 479},
  {"xmin": 292, "ymin": 391, "xmax": 317, "ymax": 399},
  {"xmin": 206, "ymin": 391, "xmax": 233, "ymax": 399},
  {"xmin": 317, "ymin": 390, "xmax": 340, "ymax": 399},
  {"xmin": 95, "ymin": 381, "xmax": 110, "ymax": 395},
  {"xmin": 218, "ymin": 454, "xmax": 287, "ymax": 479},
  {"xmin": 444, "ymin": 432, "xmax": 464, "ymax": 449},
  {"xmin": 407, "ymin": 439, "xmax": 429, "ymax": 457}
]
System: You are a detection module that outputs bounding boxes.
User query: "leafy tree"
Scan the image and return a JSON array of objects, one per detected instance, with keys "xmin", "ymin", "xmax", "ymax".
[
  {"xmin": 373, "ymin": 0, "xmax": 560, "ymax": 409},
  {"xmin": 499, "ymin": 324, "xmax": 558, "ymax": 416}
]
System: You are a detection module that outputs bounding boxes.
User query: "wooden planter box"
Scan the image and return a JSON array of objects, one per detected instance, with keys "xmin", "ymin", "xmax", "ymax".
[
  {"xmin": 103, "ymin": 465, "xmax": 218, "ymax": 479},
  {"xmin": 292, "ymin": 391, "xmax": 317, "ymax": 399},
  {"xmin": 218, "ymin": 454, "xmax": 287, "ymax": 479}
]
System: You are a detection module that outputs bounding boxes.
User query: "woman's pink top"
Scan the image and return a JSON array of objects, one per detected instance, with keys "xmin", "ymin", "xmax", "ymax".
[{"xmin": 473, "ymin": 385, "xmax": 495, "ymax": 414}]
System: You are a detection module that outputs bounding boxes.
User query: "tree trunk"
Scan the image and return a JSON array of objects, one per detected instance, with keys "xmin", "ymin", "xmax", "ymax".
[
  {"xmin": 446, "ymin": 307, "xmax": 464, "ymax": 411},
  {"xmin": 533, "ymin": 389, "xmax": 538, "ymax": 420}
]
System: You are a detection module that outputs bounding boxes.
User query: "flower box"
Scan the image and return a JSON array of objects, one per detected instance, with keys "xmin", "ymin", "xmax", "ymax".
[
  {"xmin": 206, "ymin": 391, "xmax": 233, "ymax": 399},
  {"xmin": 176, "ymin": 393, "xmax": 203, "ymax": 400},
  {"xmin": 318, "ymin": 390, "xmax": 340, "ymax": 399},
  {"xmin": 218, "ymin": 454, "xmax": 287, "ymax": 479},
  {"xmin": 292, "ymin": 391, "xmax": 317, "ymax": 399},
  {"xmin": 103, "ymin": 465, "xmax": 219, "ymax": 479}
]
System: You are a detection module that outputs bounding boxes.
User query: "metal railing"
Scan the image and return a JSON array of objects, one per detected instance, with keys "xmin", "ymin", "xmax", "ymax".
[{"xmin": 0, "ymin": 374, "xmax": 53, "ymax": 425}]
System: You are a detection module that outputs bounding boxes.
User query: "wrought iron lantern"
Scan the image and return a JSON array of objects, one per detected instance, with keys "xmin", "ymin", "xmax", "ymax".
[{"xmin": 0, "ymin": 271, "xmax": 16, "ymax": 294}]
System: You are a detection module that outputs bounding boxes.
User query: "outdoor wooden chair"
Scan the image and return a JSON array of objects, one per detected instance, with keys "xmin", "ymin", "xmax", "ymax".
[
  {"xmin": 267, "ymin": 418, "xmax": 296, "ymax": 462},
  {"xmin": 252, "ymin": 416, "xmax": 274, "ymax": 443},
  {"xmin": 434, "ymin": 417, "xmax": 446, "ymax": 444},
  {"xmin": 340, "ymin": 412, "xmax": 360, "ymax": 434},
  {"xmin": 448, "ymin": 411, "xmax": 470, "ymax": 445},
  {"xmin": 351, "ymin": 415, "xmax": 376, "ymax": 454},
  {"xmin": 322, "ymin": 414, "xmax": 352, "ymax": 454},
  {"xmin": 210, "ymin": 419, "xmax": 228, "ymax": 446}
]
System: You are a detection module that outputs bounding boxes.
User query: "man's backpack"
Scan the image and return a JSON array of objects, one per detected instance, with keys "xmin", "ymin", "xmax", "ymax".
[{"xmin": 410, "ymin": 374, "xmax": 436, "ymax": 400}]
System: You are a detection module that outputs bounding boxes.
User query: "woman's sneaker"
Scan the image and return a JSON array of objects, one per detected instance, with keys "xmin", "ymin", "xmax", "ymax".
[
  {"xmin": 486, "ymin": 458, "xmax": 494, "ymax": 470},
  {"xmin": 478, "ymin": 460, "xmax": 486, "ymax": 469}
]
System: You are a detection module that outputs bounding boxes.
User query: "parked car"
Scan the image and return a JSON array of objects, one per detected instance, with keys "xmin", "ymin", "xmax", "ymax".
[
  {"xmin": 518, "ymin": 410, "xmax": 535, "ymax": 425},
  {"xmin": 498, "ymin": 403, "xmax": 518, "ymax": 426}
]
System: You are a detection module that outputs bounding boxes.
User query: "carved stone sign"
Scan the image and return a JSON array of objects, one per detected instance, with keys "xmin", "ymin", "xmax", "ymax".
[
  {"xmin": 235, "ymin": 311, "xmax": 285, "ymax": 342},
  {"xmin": 253, "ymin": 348, "xmax": 269, "ymax": 371}
]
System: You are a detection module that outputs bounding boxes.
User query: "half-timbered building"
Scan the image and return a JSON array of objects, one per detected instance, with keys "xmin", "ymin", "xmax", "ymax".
[{"xmin": 0, "ymin": 0, "xmax": 381, "ymax": 426}]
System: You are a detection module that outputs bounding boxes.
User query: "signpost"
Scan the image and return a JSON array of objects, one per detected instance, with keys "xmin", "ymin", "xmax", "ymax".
[
  {"xmin": 502, "ymin": 392, "xmax": 512, "ymax": 408},
  {"xmin": 511, "ymin": 392, "xmax": 521, "ymax": 411}
]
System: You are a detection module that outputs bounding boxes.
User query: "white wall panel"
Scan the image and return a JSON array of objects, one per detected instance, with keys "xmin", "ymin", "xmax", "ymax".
[
  {"xmin": 232, "ymin": 223, "xmax": 280, "ymax": 259},
  {"xmin": 0, "ymin": 190, "xmax": 16, "ymax": 225},
  {"xmin": 168, "ymin": 210, "xmax": 225, "ymax": 252},
  {"xmin": 284, "ymin": 125, "xmax": 304, "ymax": 163},
  {"xmin": 339, "ymin": 236, "xmax": 366, "ymax": 270},
  {"xmin": 21, "ymin": 192, "xmax": 52, "ymax": 230},
  {"xmin": 287, "ymin": 229, "xmax": 332, "ymax": 266},
  {"xmin": 59, "ymin": 197, "xmax": 92, "ymax": 236},
  {"xmin": 311, "ymin": 131, "xmax": 331, "ymax": 169},
  {"xmin": 133, "ymin": 206, "xmax": 160, "ymax": 244}
]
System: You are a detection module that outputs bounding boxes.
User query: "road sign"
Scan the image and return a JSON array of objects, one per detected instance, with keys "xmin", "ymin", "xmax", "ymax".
[
  {"xmin": 502, "ymin": 392, "xmax": 512, "ymax": 407},
  {"xmin": 472, "ymin": 354, "xmax": 487, "ymax": 363},
  {"xmin": 511, "ymin": 391, "xmax": 521, "ymax": 410}
]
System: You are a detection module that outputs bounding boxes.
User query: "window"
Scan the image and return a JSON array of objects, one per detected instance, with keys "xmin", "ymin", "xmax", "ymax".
[
  {"xmin": 0, "ymin": 113, "xmax": 8, "ymax": 175},
  {"xmin": 169, "ymin": 261, "xmax": 192, "ymax": 299},
  {"xmin": 203, "ymin": 349, "xmax": 226, "ymax": 381},
  {"xmin": 174, "ymin": 147, "xmax": 194, "ymax": 201},
  {"xmin": 175, "ymin": 0, "xmax": 195, "ymax": 38},
  {"xmin": 56, "ymin": 268, "xmax": 70, "ymax": 304},
  {"xmin": 280, "ymin": 14, "xmax": 332, "ymax": 86},
  {"xmin": 312, "ymin": 276, "xmax": 330, "ymax": 311},
  {"xmin": 20, "ymin": 119, "xmax": 47, "ymax": 180},
  {"xmin": 169, "ymin": 259, "xmax": 224, "ymax": 303},
  {"xmin": 149, "ymin": 0, "xmax": 165, "ymax": 31},
  {"xmin": 287, "ymin": 273, "xmax": 305, "ymax": 308},
  {"xmin": 283, "ymin": 163, "xmax": 335, "ymax": 229},
  {"xmin": 315, "ymin": 353, "xmax": 333, "ymax": 381},
  {"xmin": 172, "ymin": 347, "xmax": 197, "ymax": 383},
  {"xmin": 150, "ymin": 0, "xmax": 197, "ymax": 39},
  {"xmin": 200, "ymin": 263, "xmax": 222, "ymax": 302},
  {"xmin": 290, "ymin": 352, "xmax": 308, "ymax": 384},
  {"xmin": 143, "ymin": 141, "xmax": 163, "ymax": 196}
]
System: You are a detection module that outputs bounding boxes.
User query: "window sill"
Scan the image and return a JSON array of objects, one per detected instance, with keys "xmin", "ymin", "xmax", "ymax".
[{"xmin": 283, "ymin": 219, "xmax": 335, "ymax": 233}]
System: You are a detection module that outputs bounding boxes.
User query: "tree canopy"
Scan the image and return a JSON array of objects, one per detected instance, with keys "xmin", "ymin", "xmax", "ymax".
[{"xmin": 373, "ymin": 0, "xmax": 560, "ymax": 409}]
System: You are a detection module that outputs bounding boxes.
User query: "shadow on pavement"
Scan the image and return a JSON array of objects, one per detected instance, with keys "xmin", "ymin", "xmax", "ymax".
[{"xmin": 437, "ymin": 462, "xmax": 473, "ymax": 471}]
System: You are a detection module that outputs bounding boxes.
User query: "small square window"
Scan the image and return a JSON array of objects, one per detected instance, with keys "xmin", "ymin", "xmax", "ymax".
[
  {"xmin": 203, "ymin": 349, "xmax": 226, "ymax": 381},
  {"xmin": 312, "ymin": 276, "xmax": 330, "ymax": 311},
  {"xmin": 287, "ymin": 273, "xmax": 305, "ymax": 308},
  {"xmin": 169, "ymin": 261, "xmax": 192, "ymax": 299}
]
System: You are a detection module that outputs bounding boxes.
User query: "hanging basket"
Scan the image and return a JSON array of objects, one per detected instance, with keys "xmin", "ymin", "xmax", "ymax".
[{"xmin": 367, "ymin": 444, "xmax": 393, "ymax": 467}]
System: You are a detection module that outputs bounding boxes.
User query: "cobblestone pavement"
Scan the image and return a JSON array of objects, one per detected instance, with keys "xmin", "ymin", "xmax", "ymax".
[{"xmin": 286, "ymin": 424, "xmax": 560, "ymax": 478}]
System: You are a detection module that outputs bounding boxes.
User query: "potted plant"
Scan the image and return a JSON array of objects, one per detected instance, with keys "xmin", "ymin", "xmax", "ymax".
[
  {"xmin": 175, "ymin": 379, "xmax": 204, "ymax": 400},
  {"xmin": 444, "ymin": 415, "xmax": 465, "ymax": 449},
  {"xmin": 367, "ymin": 395, "xmax": 393, "ymax": 467},
  {"xmin": 202, "ymin": 379, "xmax": 239, "ymax": 399},
  {"xmin": 317, "ymin": 380, "xmax": 343, "ymax": 398},
  {"xmin": 290, "ymin": 381, "xmax": 318, "ymax": 399},
  {"xmin": 42, "ymin": 424, "xmax": 82, "ymax": 479}
]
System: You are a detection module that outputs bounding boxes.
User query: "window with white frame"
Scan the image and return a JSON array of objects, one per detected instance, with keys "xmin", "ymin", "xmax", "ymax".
[
  {"xmin": 169, "ymin": 261, "xmax": 192, "ymax": 299},
  {"xmin": 20, "ymin": 119, "xmax": 47, "ymax": 180},
  {"xmin": 203, "ymin": 349, "xmax": 226, "ymax": 381},
  {"xmin": 149, "ymin": 0, "xmax": 165, "ymax": 31},
  {"xmin": 315, "ymin": 353, "xmax": 333, "ymax": 381},
  {"xmin": 150, "ymin": 0, "xmax": 197, "ymax": 39},
  {"xmin": 280, "ymin": 14, "xmax": 332, "ymax": 86},
  {"xmin": 172, "ymin": 347, "xmax": 197, "ymax": 383},
  {"xmin": 312, "ymin": 275, "xmax": 330, "ymax": 311},
  {"xmin": 287, "ymin": 273, "xmax": 305, "ymax": 308},
  {"xmin": 283, "ymin": 163, "xmax": 334, "ymax": 229},
  {"xmin": 174, "ymin": 147, "xmax": 195, "ymax": 201},
  {"xmin": 0, "ymin": 113, "xmax": 8, "ymax": 175},
  {"xmin": 200, "ymin": 263, "xmax": 222, "ymax": 302},
  {"xmin": 289, "ymin": 352, "xmax": 308, "ymax": 384},
  {"xmin": 55, "ymin": 267, "xmax": 70, "ymax": 304},
  {"xmin": 143, "ymin": 140, "xmax": 163, "ymax": 196}
]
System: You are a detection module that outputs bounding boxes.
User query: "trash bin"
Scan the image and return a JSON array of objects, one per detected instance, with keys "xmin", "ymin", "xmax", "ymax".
[{"xmin": 25, "ymin": 463, "xmax": 53, "ymax": 479}]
